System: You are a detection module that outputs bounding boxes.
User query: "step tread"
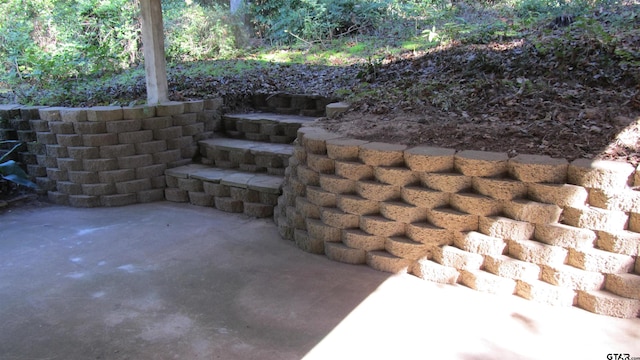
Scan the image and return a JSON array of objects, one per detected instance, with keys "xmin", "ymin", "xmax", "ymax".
[
  {"xmin": 223, "ymin": 112, "xmax": 321, "ymax": 124},
  {"xmin": 166, "ymin": 164, "xmax": 283, "ymax": 192},
  {"xmin": 199, "ymin": 137, "xmax": 294, "ymax": 156}
]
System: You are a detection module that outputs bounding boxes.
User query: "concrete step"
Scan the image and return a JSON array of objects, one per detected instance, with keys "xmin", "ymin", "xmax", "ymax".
[
  {"xmin": 199, "ymin": 137, "xmax": 294, "ymax": 175},
  {"xmin": 164, "ymin": 164, "xmax": 283, "ymax": 218},
  {"xmin": 222, "ymin": 112, "xmax": 320, "ymax": 143},
  {"xmin": 577, "ymin": 289, "xmax": 640, "ymax": 318}
]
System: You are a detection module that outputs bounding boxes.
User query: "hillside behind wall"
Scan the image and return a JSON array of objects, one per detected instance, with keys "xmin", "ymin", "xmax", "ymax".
[{"xmin": 274, "ymin": 126, "xmax": 640, "ymax": 318}]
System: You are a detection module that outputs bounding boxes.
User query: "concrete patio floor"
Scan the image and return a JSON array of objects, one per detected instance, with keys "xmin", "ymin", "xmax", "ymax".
[{"xmin": 0, "ymin": 202, "xmax": 638, "ymax": 360}]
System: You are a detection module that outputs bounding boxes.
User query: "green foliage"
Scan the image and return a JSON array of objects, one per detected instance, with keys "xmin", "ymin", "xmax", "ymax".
[
  {"xmin": 0, "ymin": 142, "xmax": 37, "ymax": 189},
  {"xmin": 249, "ymin": 0, "xmax": 393, "ymax": 43},
  {"xmin": 163, "ymin": 0, "xmax": 247, "ymax": 62}
]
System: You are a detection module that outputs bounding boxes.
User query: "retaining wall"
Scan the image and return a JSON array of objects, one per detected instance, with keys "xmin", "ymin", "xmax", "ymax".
[
  {"xmin": 0, "ymin": 100, "xmax": 223, "ymax": 207},
  {"xmin": 274, "ymin": 126, "xmax": 640, "ymax": 318}
]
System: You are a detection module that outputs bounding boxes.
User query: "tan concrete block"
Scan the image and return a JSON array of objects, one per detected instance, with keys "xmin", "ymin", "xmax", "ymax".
[
  {"xmin": 400, "ymin": 186, "xmax": 449, "ymax": 209},
  {"xmin": 295, "ymin": 196, "xmax": 321, "ymax": 219},
  {"xmin": 355, "ymin": 180, "xmax": 400, "ymax": 201},
  {"xmin": 142, "ymin": 116, "xmax": 173, "ymax": 130},
  {"xmin": 82, "ymin": 133, "xmax": 118, "ymax": 147},
  {"xmin": 38, "ymin": 155, "xmax": 59, "ymax": 169},
  {"xmin": 99, "ymin": 169, "xmax": 135, "ymax": 184},
  {"xmin": 508, "ymin": 239, "xmax": 567, "ymax": 266},
  {"xmin": 366, "ymin": 251, "xmax": 412, "ymax": 274},
  {"xmin": 118, "ymin": 130, "xmax": 154, "ymax": 144},
  {"xmin": 508, "ymin": 154, "xmax": 568, "ymax": 183},
  {"xmin": 484, "ymin": 255, "xmax": 540, "ymax": 281},
  {"xmin": 116, "ymin": 178, "xmax": 151, "ymax": 194},
  {"xmin": 568, "ymin": 247, "xmax": 635, "ymax": 273},
  {"xmin": 306, "ymin": 186, "xmax": 337, "ymax": 207},
  {"xmin": 404, "ymin": 146, "xmax": 455, "ymax": 172},
  {"xmin": 183, "ymin": 100, "xmax": 204, "ymax": 113},
  {"xmin": 243, "ymin": 202, "xmax": 274, "ymax": 218},
  {"xmin": 60, "ymin": 108, "xmax": 87, "ymax": 122},
  {"xmin": 49, "ymin": 121, "xmax": 75, "ymax": 134},
  {"xmin": 319, "ymin": 174, "xmax": 356, "ymax": 194},
  {"xmin": 172, "ymin": 113, "xmax": 197, "ymax": 126},
  {"xmin": 568, "ymin": 158, "xmax": 635, "ymax": 190},
  {"xmin": 359, "ymin": 215, "xmax": 405, "ymax": 237},
  {"xmin": 36, "ymin": 131, "xmax": 58, "ymax": 145},
  {"xmin": 358, "ymin": 142, "xmax": 406, "ymax": 167},
  {"xmin": 307, "ymin": 153, "xmax": 335, "ymax": 174},
  {"xmin": 472, "ymin": 177, "xmax": 527, "ymax": 200},
  {"xmin": 341, "ymin": 229, "xmax": 385, "ymax": 251},
  {"xmin": 153, "ymin": 149, "xmax": 182, "ymax": 165},
  {"xmin": 38, "ymin": 107, "xmax": 63, "ymax": 121},
  {"xmin": 293, "ymin": 147, "xmax": 307, "ymax": 163},
  {"xmin": 605, "ymin": 273, "xmax": 640, "ymax": 300},
  {"xmin": 214, "ymin": 196, "xmax": 244, "ymax": 213},
  {"xmin": 326, "ymin": 138, "xmax": 369, "ymax": 160},
  {"xmin": 294, "ymin": 229, "xmax": 324, "ymax": 254},
  {"xmin": 515, "ymin": 280, "xmax": 576, "ymax": 306},
  {"xmin": 336, "ymin": 194, "xmax": 379, "ymax": 215},
  {"xmin": 156, "ymin": 101, "xmax": 185, "ymax": 116},
  {"xmin": 631, "ymin": 212, "xmax": 640, "ymax": 233},
  {"xmin": 82, "ymin": 158, "xmax": 118, "ymax": 172},
  {"xmin": 296, "ymin": 165, "xmax": 320, "ymax": 186},
  {"xmin": 433, "ymin": 245, "xmax": 483, "ymax": 270},
  {"xmin": 306, "ymin": 218, "xmax": 341, "ymax": 242},
  {"xmin": 46, "ymin": 145, "xmax": 69, "ymax": 158},
  {"xmin": 99, "ymin": 193, "xmax": 136, "ymax": 206},
  {"xmin": 589, "ymin": 188, "xmax": 640, "ymax": 212},
  {"xmin": 380, "ymin": 201, "xmax": 427, "ymax": 223},
  {"xmin": 534, "ymin": 223, "xmax": 596, "ymax": 249},
  {"xmin": 420, "ymin": 172, "xmax": 472, "ymax": 193},
  {"xmin": 563, "ymin": 206, "xmax": 628, "ymax": 232},
  {"xmin": 68, "ymin": 194, "xmax": 101, "ymax": 207},
  {"xmin": 527, "ymin": 183, "xmax": 588, "ymax": 208},
  {"xmin": 374, "ymin": 166, "xmax": 418, "ymax": 186},
  {"xmin": 300, "ymin": 128, "xmax": 342, "ymax": 155},
  {"xmin": 46, "ymin": 168, "xmax": 68, "ymax": 181},
  {"xmin": 325, "ymin": 242, "xmax": 366, "ymax": 264},
  {"xmin": 135, "ymin": 140, "xmax": 167, "ymax": 155},
  {"xmin": 56, "ymin": 134, "xmax": 83, "ymax": 147},
  {"xmin": 137, "ymin": 189, "xmax": 165, "ymax": 203},
  {"xmin": 503, "ymin": 199, "xmax": 562, "ymax": 224},
  {"xmin": 57, "ymin": 181, "xmax": 82, "ymax": 195},
  {"xmin": 81, "ymin": 183, "xmax": 116, "ymax": 196},
  {"xmin": 411, "ymin": 259, "xmax": 459, "ymax": 284},
  {"xmin": 320, "ymin": 207, "xmax": 360, "ymax": 229},
  {"xmin": 68, "ymin": 171, "xmax": 99, "ymax": 184},
  {"xmin": 385, "ymin": 236, "xmax": 431, "ymax": 260},
  {"xmin": 450, "ymin": 193, "xmax": 502, "ymax": 217},
  {"xmin": 577, "ymin": 290, "xmax": 640, "ymax": 318},
  {"xmin": 453, "ymin": 231, "xmax": 506, "ymax": 256},
  {"xmin": 596, "ymin": 230, "xmax": 640, "ymax": 255},
  {"xmin": 47, "ymin": 191, "xmax": 69, "ymax": 205},
  {"xmin": 122, "ymin": 105, "xmax": 156, "ymax": 119},
  {"xmin": 454, "ymin": 150, "xmax": 509, "ymax": 177},
  {"xmin": 117, "ymin": 154, "xmax": 153, "ymax": 169},
  {"xmin": 100, "ymin": 144, "xmax": 136, "ymax": 159},
  {"xmin": 406, "ymin": 222, "xmax": 453, "ymax": 246},
  {"xmin": 177, "ymin": 177, "xmax": 203, "ymax": 192},
  {"xmin": 188, "ymin": 191, "xmax": 214, "ymax": 207},
  {"xmin": 426, "ymin": 208, "xmax": 478, "ymax": 232},
  {"xmin": 540, "ymin": 264, "xmax": 605, "ymax": 290},
  {"xmin": 106, "ymin": 119, "xmax": 143, "ymax": 133},
  {"xmin": 87, "ymin": 106, "xmax": 123, "ymax": 122},
  {"xmin": 167, "ymin": 188, "xmax": 191, "ymax": 203},
  {"xmin": 459, "ymin": 269, "xmax": 516, "ymax": 295},
  {"xmin": 135, "ymin": 164, "xmax": 167, "ymax": 180},
  {"xmin": 74, "ymin": 122, "xmax": 107, "ymax": 135},
  {"xmin": 150, "ymin": 176, "xmax": 166, "ymax": 189},
  {"xmin": 153, "ymin": 126, "xmax": 183, "ymax": 140}
]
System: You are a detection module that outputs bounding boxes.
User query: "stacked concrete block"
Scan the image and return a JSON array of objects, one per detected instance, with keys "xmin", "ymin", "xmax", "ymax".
[
  {"xmin": 0, "ymin": 102, "xmax": 217, "ymax": 207},
  {"xmin": 275, "ymin": 125, "xmax": 640, "ymax": 318}
]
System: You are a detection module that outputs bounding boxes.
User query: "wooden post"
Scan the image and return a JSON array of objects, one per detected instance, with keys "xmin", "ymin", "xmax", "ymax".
[{"xmin": 140, "ymin": 0, "xmax": 169, "ymax": 104}]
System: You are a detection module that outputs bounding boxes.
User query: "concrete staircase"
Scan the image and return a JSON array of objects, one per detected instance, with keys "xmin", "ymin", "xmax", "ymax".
[{"xmin": 163, "ymin": 112, "xmax": 320, "ymax": 218}]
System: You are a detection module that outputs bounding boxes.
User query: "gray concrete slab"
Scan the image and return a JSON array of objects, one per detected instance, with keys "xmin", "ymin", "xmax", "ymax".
[{"xmin": 0, "ymin": 202, "xmax": 639, "ymax": 360}]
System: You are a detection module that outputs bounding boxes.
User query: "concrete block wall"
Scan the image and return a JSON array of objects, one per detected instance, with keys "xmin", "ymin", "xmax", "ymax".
[
  {"xmin": 0, "ymin": 100, "xmax": 223, "ymax": 207},
  {"xmin": 274, "ymin": 125, "xmax": 640, "ymax": 318}
]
